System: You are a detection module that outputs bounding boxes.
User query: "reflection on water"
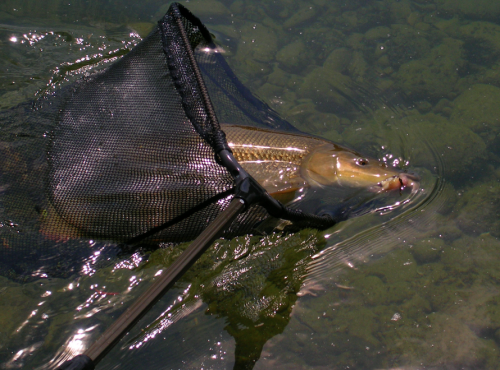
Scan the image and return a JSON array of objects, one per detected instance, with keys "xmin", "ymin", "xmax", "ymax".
[
  {"xmin": 1, "ymin": 0, "xmax": 500, "ymax": 369},
  {"xmin": 0, "ymin": 13, "xmax": 142, "ymax": 110}
]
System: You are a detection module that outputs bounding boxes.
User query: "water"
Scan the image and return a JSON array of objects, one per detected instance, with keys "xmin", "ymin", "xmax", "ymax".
[{"xmin": 1, "ymin": 0, "xmax": 499, "ymax": 369}]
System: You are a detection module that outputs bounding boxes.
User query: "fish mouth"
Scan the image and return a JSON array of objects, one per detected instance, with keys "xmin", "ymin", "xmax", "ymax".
[
  {"xmin": 399, "ymin": 172, "xmax": 420, "ymax": 186},
  {"xmin": 375, "ymin": 172, "xmax": 420, "ymax": 192}
]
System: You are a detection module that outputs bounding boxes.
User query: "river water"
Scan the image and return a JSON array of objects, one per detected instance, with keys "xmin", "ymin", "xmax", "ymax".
[{"xmin": 1, "ymin": 0, "xmax": 499, "ymax": 369}]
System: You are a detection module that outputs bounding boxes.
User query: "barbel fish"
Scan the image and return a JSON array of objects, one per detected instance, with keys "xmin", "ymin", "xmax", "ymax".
[
  {"xmin": 224, "ymin": 124, "xmax": 418, "ymax": 198},
  {"xmin": 43, "ymin": 124, "xmax": 418, "ymax": 241}
]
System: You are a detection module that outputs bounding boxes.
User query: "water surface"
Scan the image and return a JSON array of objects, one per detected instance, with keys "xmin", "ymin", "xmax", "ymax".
[{"xmin": 1, "ymin": 0, "xmax": 499, "ymax": 369}]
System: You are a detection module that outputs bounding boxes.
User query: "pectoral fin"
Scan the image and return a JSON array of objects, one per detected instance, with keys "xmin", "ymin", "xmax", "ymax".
[
  {"xmin": 237, "ymin": 161, "xmax": 308, "ymax": 204},
  {"xmin": 267, "ymin": 177, "xmax": 307, "ymax": 204}
]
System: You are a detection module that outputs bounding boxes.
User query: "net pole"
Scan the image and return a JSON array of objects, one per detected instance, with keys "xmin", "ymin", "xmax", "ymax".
[{"xmin": 57, "ymin": 197, "xmax": 245, "ymax": 370}]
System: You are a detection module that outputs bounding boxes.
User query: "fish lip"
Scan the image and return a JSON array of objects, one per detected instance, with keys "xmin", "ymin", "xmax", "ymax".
[
  {"xmin": 371, "ymin": 172, "xmax": 420, "ymax": 193},
  {"xmin": 398, "ymin": 172, "xmax": 420, "ymax": 190},
  {"xmin": 401, "ymin": 172, "xmax": 421, "ymax": 194},
  {"xmin": 401, "ymin": 172, "xmax": 420, "ymax": 182}
]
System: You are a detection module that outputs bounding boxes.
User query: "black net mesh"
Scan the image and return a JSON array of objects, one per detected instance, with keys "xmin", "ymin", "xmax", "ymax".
[
  {"xmin": 47, "ymin": 25, "xmax": 237, "ymax": 242},
  {"xmin": 0, "ymin": 3, "xmax": 334, "ymax": 280},
  {"xmin": 160, "ymin": 5, "xmax": 298, "ymax": 136}
]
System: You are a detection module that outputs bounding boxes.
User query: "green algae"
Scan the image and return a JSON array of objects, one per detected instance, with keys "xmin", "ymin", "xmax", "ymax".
[
  {"xmin": 131, "ymin": 229, "xmax": 326, "ymax": 368},
  {"xmin": 0, "ymin": 277, "xmax": 36, "ymax": 342}
]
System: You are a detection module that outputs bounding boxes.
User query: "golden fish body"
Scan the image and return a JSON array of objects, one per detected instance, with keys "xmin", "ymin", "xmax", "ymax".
[{"xmin": 223, "ymin": 124, "xmax": 415, "ymax": 197}]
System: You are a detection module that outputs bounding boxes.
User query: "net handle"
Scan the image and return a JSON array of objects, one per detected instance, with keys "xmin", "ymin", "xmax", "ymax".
[
  {"xmin": 56, "ymin": 4, "xmax": 334, "ymax": 368},
  {"xmin": 57, "ymin": 198, "xmax": 245, "ymax": 370}
]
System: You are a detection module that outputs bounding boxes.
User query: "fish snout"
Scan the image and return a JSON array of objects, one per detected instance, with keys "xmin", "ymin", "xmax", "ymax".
[{"xmin": 378, "ymin": 172, "xmax": 420, "ymax": 192}]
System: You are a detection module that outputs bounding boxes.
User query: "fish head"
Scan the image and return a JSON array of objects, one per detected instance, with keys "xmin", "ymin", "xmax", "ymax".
[{"xmin": 302, "ymin": 144, "xmax": 419, "ymax": 192}]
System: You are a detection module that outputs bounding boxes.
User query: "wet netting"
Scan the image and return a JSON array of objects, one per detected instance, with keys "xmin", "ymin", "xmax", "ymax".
[{"xmin": 0, "ymin": 3, "xmax": 334, "ymax": 281}]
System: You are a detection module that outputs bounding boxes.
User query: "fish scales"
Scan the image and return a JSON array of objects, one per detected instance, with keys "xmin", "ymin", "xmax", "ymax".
[
  {"xmin": 224, "ymin": 124, "xmax": 326, "ymax": 162},
  {"xmin": 223, "ymin": 124, "xmax": 331, "ymax": 195}
]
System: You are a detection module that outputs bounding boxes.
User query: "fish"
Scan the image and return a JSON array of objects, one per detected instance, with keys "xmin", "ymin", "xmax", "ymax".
[
  {"xmin": 43, "ymin": 124, "xmax": 418, "ymax": 242},
  {"xmin": 224, "ymin": 124, "xmax": 418, "ymax": 199}
]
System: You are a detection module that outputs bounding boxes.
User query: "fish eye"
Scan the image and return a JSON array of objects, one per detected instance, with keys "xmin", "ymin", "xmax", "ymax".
[{"xmin": 356, "ymin": 158, "xmax": 369, "ymax": 166}]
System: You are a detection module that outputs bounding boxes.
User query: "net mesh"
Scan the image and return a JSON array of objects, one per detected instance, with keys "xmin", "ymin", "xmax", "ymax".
[
  {"xmin": 0, "ymin": 3, "xmax": 333, "ymax": 280},
  {"xmin": 48, "ymin": 26, "xmax": 237, "ymax": 242}
]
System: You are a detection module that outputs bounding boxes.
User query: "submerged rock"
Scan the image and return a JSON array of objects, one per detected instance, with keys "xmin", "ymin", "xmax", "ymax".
[
  {"xmin": 323, "ymin": 47, "xmax": 352, "ymax": 72},
  {"xmin": 410, "ymin": 237, "xmax": 445, "ymax": 264},
  {"xmin": 282, "ymin": 5, "xmax": 317, "ymax": 29},
  {"xmin": 234, "ymin": 21, "xmax": 279, "ymax": 77},
  {"xmin": 299, "ymin": 66, "xmax": 358, "ymax": 114},
  {"xmin": 454, "ymin": 180, "xmax": 500, "ymax": 237},
  {"xmin": 362, "ymin": 249, "xmax": 418, "ymax": 284},
  {"xmin": 459, "ymin": 21, "xmax": 500, "ymax": 53},
  {"xmin": 276, "ymin": 39, "xmax": 309, "ymax": 72},
  {"xmin": 438, "ymin": 0, "xmax": 500, "ymax": 21},
  {"xmin": 364, "ymin": 26, "xmax": 391, "ymax": 42},
  {"xmin": 451, "ymin": 84, "xmax": 500, "ymax": 152},
  {"xmin": 395, "ymin": 38, "xmax": 465, "ymax": 101},
  {"xmin": 410, "ymin": 115, "xmax": 488, "ymax": 181},
  {"xmin": 423, "ymin": 312, "xmax": 498, "ymax": 367}
]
